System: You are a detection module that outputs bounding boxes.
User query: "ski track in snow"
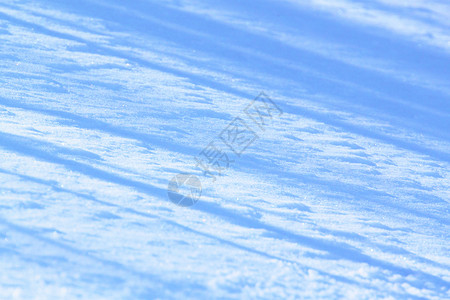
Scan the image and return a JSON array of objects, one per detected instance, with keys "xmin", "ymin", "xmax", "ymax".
[{"xmin": 0, "ymin": 0, "xmax": 449, "ymax": 299}]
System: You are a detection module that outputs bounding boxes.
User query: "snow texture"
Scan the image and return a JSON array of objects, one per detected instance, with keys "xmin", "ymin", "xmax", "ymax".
[{"xmin": 0, "ymin": 0, "xmax": 449, "ymax": 299}]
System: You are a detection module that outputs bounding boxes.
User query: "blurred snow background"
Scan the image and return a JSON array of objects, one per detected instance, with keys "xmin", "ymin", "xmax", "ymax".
[{"xmin": 0, "ymin": 0, "xmax": 449, "ymax": 299}]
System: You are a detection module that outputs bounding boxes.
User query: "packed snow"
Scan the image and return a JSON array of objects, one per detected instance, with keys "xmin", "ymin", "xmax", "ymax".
[{"xmin": 0, "ymin": 0, "xmax": 449, "ymax": 299}]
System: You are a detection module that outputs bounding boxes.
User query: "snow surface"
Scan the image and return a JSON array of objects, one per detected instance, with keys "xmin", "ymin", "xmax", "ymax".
[{"xmin": 0, "ymin": 0, "xmax": 449, "ymax": 299}]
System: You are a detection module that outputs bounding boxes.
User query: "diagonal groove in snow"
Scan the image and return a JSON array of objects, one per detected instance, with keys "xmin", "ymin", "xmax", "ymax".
[
  {"xmin": 2, "ymin": 1, "xmax": 449, "ymax": 127},
  {"xmin": 0, "ymin": 128, "xmax": 447, "ymax": 291},
  {"xmin": 0, "ymin": 168, "xmax": 433, "ymax": 298},
  {"xmin": 192, "ymin": 201, "xmax": 450, "ymax": 292},
  {"xmin": 0, "ymin": 217, "xmax": 200, "ymax": 293},
  {"xmin": 1, "ymin": 4, "xmax": 449, "ymax": 152},
  {"xmin": 0, "ymin": 170, "xmax": 370, "ymax": 292}
]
